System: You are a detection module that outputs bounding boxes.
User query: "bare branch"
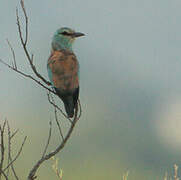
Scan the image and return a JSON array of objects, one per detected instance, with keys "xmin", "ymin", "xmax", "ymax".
[
  {"xmin": 20, "ymin": 0, "xmax": 28, "ymax": 45},
  {"xmin": 16, "ymin": 8, "xmax": 24, "ymax": 47},
  {"xmin": 31, "ymin": 54, "xmax": 34, "ymax": 63},
  {"xmin": 49, "ymin": 92, "xmax": 66, "ymax": 141},
  {"xmin": 0, "ymin": 120, "xmax": 7, "ymax": 177},
  {"xmin": 42, "ymin": 121, "xmax": 52, "ymax": 158},
  {"xmin": 6, "ymin": 39, "xmax": 17, "ymax": 70},
  {"xmin": 0, "ymin": 1, "xmax": 83, "ymax": 179},
  {"xmin": 77, "ymin": 99, "xmax": 82, "ymax": 120},
  {"xmin": 27, "ymin": 93, "xmax": 82, "ymax": 180},
  {"xmin": 4, "ymin": 136, "xmax": 27, "ymax": 171},
  {"xmin": 16, "ymin": 5, "xmax": 51, "ymax": 86},
  {"xmin": 54, "ymin": 104, "xmax": 64, "ymax": 141},
  {"xmin": 0, "ymin": 58, "xmax": 54, "ymax": 94},
  {"xmin": 1, "ymin": 170, "xmax": 8, "ymax": 180},
  {"xmin": 0, "ymin": 120, "xmax": 28, "ymax": 180},
  {"xmin": 7, "ymin": 121, "xmax": 19, "ymax": 180},
  {"xmin": 7, "ymin": 122, "xmax": 11, "ymax": 177},
  {"xmin": 47, "ymin": 92, "xmax": 72, "ymax": 124},
  {"xmin": 10, "ymin": 129, "xmax": 19, "ymax": 140},
  {"xmin": 27, "ymin": 105, "xmax": 79, "ymax": 180}
]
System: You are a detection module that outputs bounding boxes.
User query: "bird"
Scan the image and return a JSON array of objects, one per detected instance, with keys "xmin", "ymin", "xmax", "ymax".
[{"xmin": 47, "ymin": 27, "xmax": 85, "ymax": 118}]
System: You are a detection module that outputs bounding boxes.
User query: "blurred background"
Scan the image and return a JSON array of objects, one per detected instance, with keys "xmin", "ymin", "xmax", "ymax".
[{"xmin": 1, "ymin": 0, "xmax": 181, "ymax": 179}]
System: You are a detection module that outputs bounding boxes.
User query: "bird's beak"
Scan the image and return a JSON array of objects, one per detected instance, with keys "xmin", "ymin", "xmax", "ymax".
[{"xmin": 72, "ymin": 32, "xmax": 85, "ymax": 38}]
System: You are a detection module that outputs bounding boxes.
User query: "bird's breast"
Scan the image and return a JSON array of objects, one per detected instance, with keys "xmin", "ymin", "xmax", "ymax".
[{"xmin": 48, "ymin": 50, "xmax": 79, "ymax": 92}]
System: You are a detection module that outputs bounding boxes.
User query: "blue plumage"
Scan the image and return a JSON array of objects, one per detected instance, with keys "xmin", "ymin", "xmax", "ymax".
[{"xmin": 47, "ymin": 27, "xmax": 84, "ymax": 118}]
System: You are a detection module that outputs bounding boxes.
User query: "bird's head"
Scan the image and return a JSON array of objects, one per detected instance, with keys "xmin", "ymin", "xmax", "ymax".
[{"xmin": 52, "ymin": 27, "xmax": 85, "ymax": 51}]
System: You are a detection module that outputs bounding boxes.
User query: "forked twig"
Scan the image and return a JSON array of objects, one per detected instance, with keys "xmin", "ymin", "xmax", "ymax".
[
  {"xmin": 16, "ymin": 0, "xmax": 51, "ymax": 86},
  {"xmin": 0, "ymin": 120, "xmax": 7, "ymax": 177},
  {"xmin": 6, "ymin": 39, "xmax": 17, "ymax": 69},
  {"xmin": 10, "ymin": 129, "xmax": 19, "ymax": 140},
  {"xmin": 0, "ymin": 1, "xmax": 82, "ymax": 180},
  {"xmin": 0, "ymin": 58, "xmax": 54, "ymax": 93},
  {"xmin": 7, "ymin": 121, "xmax": 19, "ymax": 180},
  {"xmin": 20, "ymin": 0, "xmax": 28, "ymax": 45},
  {"xmin": 47, "ymin": 91, "xmax": 73, "ymax": 124},
  {"xmin": 51, "ymin": 94, "xmax": 64, "ymax": 141},
  {"xmin": 27, "ymin": 104, "xmax": 79, "ymax": 180},
  {"xmin": 3, "ymin": 136, "xmax": 27, "ymax": 171},
  {"xmin": 0, "ymin": 120, "xmax": 27, "ymax": 180},
  {"xmin": 1, "ymin": 170, "xmax": 8, "ymax": 180},
  {"xmin": 42, "ymin": 121, "xmax": 52, "ymax": 158}
]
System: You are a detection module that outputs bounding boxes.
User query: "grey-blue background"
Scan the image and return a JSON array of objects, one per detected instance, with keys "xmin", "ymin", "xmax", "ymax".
[{"xmin": 1, "ymin": 0, "xmax": 181, "ymax": 179}]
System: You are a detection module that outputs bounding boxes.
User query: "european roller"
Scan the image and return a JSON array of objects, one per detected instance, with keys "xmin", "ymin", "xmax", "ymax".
[{"xmin": 47, "ymin": 27, "xmax": 84, "ymax": 118}]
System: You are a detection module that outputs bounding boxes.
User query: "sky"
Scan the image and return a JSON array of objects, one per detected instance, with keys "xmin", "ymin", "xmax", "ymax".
[{"xmin": 1, "ymin": 0, "xmax": 181, "ymax": 179}]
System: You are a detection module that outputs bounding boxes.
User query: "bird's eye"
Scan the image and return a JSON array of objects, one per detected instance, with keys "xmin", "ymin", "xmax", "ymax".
[{"xmin": 61, "ymin": 31, "xmax": 69, "ymax": 35}]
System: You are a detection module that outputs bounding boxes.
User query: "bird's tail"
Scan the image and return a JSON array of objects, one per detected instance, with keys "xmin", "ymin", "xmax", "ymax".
[
  {"xmin": 54, "ymin": 88, "xmax": 76, "ymax": 118},
  {"xmin": 63, "ymin": 96, "xmax": 74, "ymax": 118}
]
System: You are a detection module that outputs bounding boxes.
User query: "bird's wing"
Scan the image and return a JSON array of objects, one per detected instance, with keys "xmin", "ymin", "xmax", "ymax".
[{"xmin": 47, "ymin": 50, "xmax": 79, "ymax": 93}]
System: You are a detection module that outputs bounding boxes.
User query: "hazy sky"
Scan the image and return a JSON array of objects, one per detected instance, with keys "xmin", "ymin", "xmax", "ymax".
[{"xmin": 1, "ymin": 0, "xmax": 181, "ymax": 179}]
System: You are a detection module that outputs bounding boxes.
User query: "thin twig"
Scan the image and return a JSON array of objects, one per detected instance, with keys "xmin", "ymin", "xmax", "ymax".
[
  {"xmin": 0, "ymin": 120, "xmax": 7, "ymax": 177},
  {"xmin": 47, "ymin": 91, "xmax": 72, "ymax": 124},
  {"xmin": 1, "ymin": 170, "xmax": 8, "ymax": 180},
  {"xmin": 27, "ymin": 105, "xmax": 79, "ymax": 180},
  {"xmin": 16, "ymin": 5, "xmax": 51, "ymax": 86},
  {"xmin": 20, "ymin": 0, "xmax": 28, "ymax": 45},
  {"xmin": 54, "ymin": 105, "xmax": 64, "ymax": 141},
  {"xmin": 0, "ymin": 58, "xmax": 54, "ymax": 94},
  {"xmin": 6, "ymin": 39, "xmax": 17, "ymax": 69},
  {"xmin": 10, "ymin": 129, "xmax": 19, "ymax": 139},
  {"xmin": 3, "ymin": 136, "xmax": 27, "ymax": 171},
  {"xmin": 42, "ymin": 121, "xmax": 52, "ymax": 158},
  {"xmin": 7, "ymin": 121, "xmax": 19, "ymax": 180},
  {"xmin": 31, "ymin": 54, "xmax": 34, "ymax": 63},
  {"xmin": 77, "ymin": 99, "xmax": 82, "ymax": 120},
  {"xmin": 50, "ymin": 93, "xmax": 64, "ymax": 140},
  {"xmin": 16, "ymin": 8, "xmax": 24, "ymax": 47},
  {"xmin": 7, "ymin": 122, "xmax": 11, "ymax": 177},
  {"xmin": 0, "ymin": 1, "xmax": 83, "ymax": 180},
  {"xmin": 54, "ymin": 105, "xmax": 65, "ymax": 141}
]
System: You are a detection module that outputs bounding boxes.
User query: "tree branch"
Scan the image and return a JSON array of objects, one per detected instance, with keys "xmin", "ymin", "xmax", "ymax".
[
  {"xmin": 27, "ymin": 104, "xmax": 79, "ymax": 180},
  {"xmin": 16, "ymin": 1, "xmax": 51, "ymax": 86},
  {"xmin": 1, "ymin": 170, "xmax": 8, "ymax": 180},
  {"xmin": 10, "ymin": 129, "xmax": 19, "ymax": 140},
  {"xmin": 3, "ymin": 136, "xmax": 27, "ymax": 171},
  {"xmin": 6, "ymin": 39, "xmax": 17, "ymax": 69},
  {"xmin": 0, "ymin": 1, "xmax": 83, "ymax": 180},
  {"xmin": 47, "ymin": 92, "xmax": 73, "ymax": 124},
  {"xmin": 49, "ymin": 93, "xmax": 64, "ymax": 140},
  {"xmin": 53, "ymin": 103, "xmax": 65, "ymax": 141},
  {"xmin": 0, "ymin": 120, "xmax": 7, "ymax": 178},
  {"xmin": 0, "ymin": 58, "xmax": 54, "ymax": 94},
  {"xmin": 41, "ymin": 121, "xmax": 52, "ymax": 158},
  {"xmin": 0, "ymin": 120, "xmax": 27, "ymax": 180},
  {"xmin": 7, "ymin": 121, "xmax": 19, "ymax": 180},
  {"xmin": 20, "ymin": 0, "xmax": 28, "ymax": 45}
]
